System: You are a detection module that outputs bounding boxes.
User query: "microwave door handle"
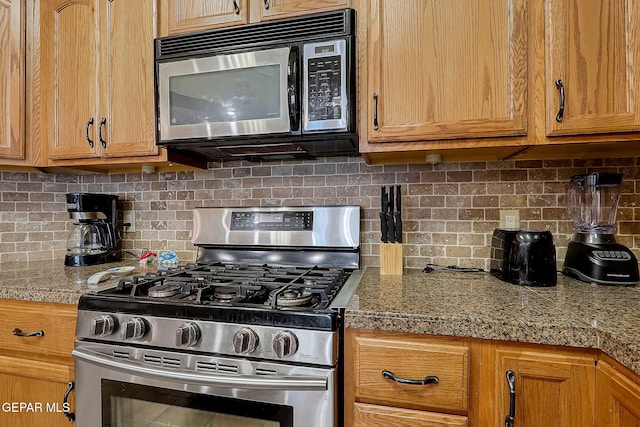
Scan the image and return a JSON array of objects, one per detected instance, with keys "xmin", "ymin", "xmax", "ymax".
[{"xmin": 287, "ymin": 46, "xmax": 299, "ymax": 132}]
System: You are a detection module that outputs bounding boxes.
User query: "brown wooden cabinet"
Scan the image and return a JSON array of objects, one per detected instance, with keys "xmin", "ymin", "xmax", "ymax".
[
  {"xmin": 544, "ymin": 0, "xmax": 640, "ymax": 136},
  {"xmin": 493, "ymin": 346, "xmax": 596, "ymax": 427},
  {"xmin": 37, "ymin": 0, "xmax": 166, "ymax": 167},
  {"xmin": 160, "ymin": 0, "xmax": 349, "ymax": 35},
  {"xmin": 346, "ymin": 329, "xmax": 603, "ymax": 427},
  {"xmin": 356, "ymin": 0, "xmax": 530, "ymax": 164},
  {"xmin": 0, "ymin": 0, "xmax": 25, "ymax": 161},
  {"xmin": 345, "ymin": 330, "xmax": 472, "ymax": 427},
  {"xmin": 596, "ymin": 357, "xmax": 640, "ymax": 426},
  {"xmin": 356, "ymin": 0, "xmax": 640, "ymax": 164},
  {"xmin": 0, "ymin": 300, "xmax": 77, "ymax": 427}
]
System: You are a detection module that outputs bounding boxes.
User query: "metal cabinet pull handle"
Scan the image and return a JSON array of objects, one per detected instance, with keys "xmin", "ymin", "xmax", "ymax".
[
  {"xmin": 373, "ymin": 93, "xmax": 379, "ymax": 130},
  {"xmin": 555, "ymin": 79, "xmax": 565, "ymax": 122},
  {"xmin": 98, "ymin": 117, "xmax": 107, "ymax": 148},
  {"xmin": 85, "ymin": 117, "xmax": 95, "ymax": 148},
  {"xmin": 63, "ymin": 381, "xmax": 75, "ymax": 422},
  {"xmin": 381, "ymin": 369, "xmax": 438, "ymax": 386},
  {"xmin": 505, "ymin": 370, "xmax": 516, "ymax": 427},
  {"xmin": 13, "ymin": 328, "xmax": 45, "ymax": 337},
  {"xmin": 233, "ymin": 0, "xmax": 240, "ymax": 14},
  {"xmin": 264, "ymin": 0, "xmax": 269, "ymax": 9}
]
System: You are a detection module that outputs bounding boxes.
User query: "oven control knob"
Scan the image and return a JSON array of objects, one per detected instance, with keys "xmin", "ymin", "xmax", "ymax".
[
  {"xmin": 90, "ymin": 315, "xmax": 116, "ymax": 337},
  {"xmin": 233, "ymin": 328, "xmax": 259, "ymax": 354},
  {"xmin": 121, "ymin": 318, "xmax": 146, "ymax": 340},
  {"xmin": 273, "ymin": 330, "xmax": 298, "ymax": 359},
  {"xmin": 176, "ymin": 322, "xmax": 201, "ymax": 347}
]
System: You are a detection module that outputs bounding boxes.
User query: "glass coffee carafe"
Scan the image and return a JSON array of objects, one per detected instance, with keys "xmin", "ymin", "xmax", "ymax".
[
  {"xmin": 66, "ymin": 221, "xmax": 111, "ymax": 256},
  {"xmin": 563, "ymin": 172, "xmax": 639, "ymax": 285}
]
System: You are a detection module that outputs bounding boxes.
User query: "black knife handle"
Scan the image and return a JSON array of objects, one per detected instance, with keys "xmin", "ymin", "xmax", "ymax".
[
  {"xmin": 387, "ymin": 212, "xmax": 395, "ymax": 243},
  {"xmin": 395, "ymin": 213, "xmax": 402, "ymax": 243},
  {"xmin": 379, "ymin": 212, "xmax": 388, "ymax": 243}
]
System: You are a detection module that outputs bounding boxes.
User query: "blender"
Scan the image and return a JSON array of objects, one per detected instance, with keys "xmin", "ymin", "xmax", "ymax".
[
  {"xmin": 65, "ymin": 193, "xmax": 122, "ymax": 267},
  {"xmin": 563, "ymin": 172, "xmax": 639, "ymax": 285}
]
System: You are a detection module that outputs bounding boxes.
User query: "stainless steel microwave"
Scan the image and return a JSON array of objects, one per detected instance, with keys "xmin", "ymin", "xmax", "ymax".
[{"xmin": 154, "ymin": 9, "xmax": 357, "ymax": 166}]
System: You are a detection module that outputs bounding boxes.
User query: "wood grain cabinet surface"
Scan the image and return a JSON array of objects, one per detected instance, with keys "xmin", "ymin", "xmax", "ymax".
[
  {"xmin": 160, "ymin": 0, "xmax": 349, "ymax": 35},
  {"xmin": 596, "ymin": 358, "xmax": 640, "ymax": 427},
  {"xmin": 37, "ymin": 0, "xmax": 166, "ymax": 167},
  {"xmin": 356, "ymin": 0, "xmax": 640, "ymax": 164},
  {"xmin": 0, "ymin": 0, "xmax": 25, "ymax": 162},
  {"xmin": 345, "ymin": 329, "xmax": 617, "ymax": 427},
  {"xmin": 0, "ymin": 300, "xmax": 77, "ymax": 427}
]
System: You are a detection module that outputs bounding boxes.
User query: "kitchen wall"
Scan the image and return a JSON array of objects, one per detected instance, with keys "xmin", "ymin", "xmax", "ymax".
[{"xmin": 1, "ymin": 155, "xmax": 639, "ymax": 270}]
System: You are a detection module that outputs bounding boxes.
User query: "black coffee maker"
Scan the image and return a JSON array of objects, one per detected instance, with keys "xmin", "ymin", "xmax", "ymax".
[{"xmin": 65, "ymin": 193, "xmax": 122, "ymax": 266}]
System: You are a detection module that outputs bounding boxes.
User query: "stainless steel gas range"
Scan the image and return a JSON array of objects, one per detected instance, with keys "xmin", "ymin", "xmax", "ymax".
[{"xmin": 72, "ymin": 206, "xmax": 361, "ymax": 427}]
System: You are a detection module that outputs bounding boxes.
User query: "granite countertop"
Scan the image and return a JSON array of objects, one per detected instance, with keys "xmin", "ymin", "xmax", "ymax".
[
  {"xmin": 0, "ymin": 259, "xmax": 151, "ymax": 304},
  {"xmin": 346, "ymin": 267, "xmax": 640, "ymax": 376},
  {"xmin": 2, "ymin": 261, "xmax": 639, "ymax": 376}
]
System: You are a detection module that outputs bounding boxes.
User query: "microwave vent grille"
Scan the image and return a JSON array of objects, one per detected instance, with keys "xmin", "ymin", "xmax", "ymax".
[{"xmin": 157, "ymin": 9, "xmax": 353, "ymax": 59}]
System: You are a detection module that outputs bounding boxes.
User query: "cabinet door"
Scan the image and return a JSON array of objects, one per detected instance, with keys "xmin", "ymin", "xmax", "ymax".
[
  {"xmin": 495, "ymin": 349, "xmax": 595, "ymax": 427},
  {"xmin": 40, "ymin": 0, "xmax": 100, "ymax": 160},
  {"xmin": 164, "ymin": 0, "xmax": 248, "ymax": 34},
  {"xmin": 0, "ymin": 0, "xmax": 25, "ymax": 159},
  {"xmin": 100, "ymin": 0, "xmax": 158, "ymax": 158},
  {"xmin": 366, "ymin": 0, "xmax": 527, "ymax": 143},
  {"xmin": 0, "ymin": 357, "xmax": 73, "ymax": 427},
  {"xmin": 545, "ymin": 0, "xmax": 640, "ymax": 135},
  {"xmin": 596, "ymin": 360, "xmax": 640, "ymax": 426},
  {"xmin": 249, "ymin": 0, "xmax": 348, "ymax": 22}
]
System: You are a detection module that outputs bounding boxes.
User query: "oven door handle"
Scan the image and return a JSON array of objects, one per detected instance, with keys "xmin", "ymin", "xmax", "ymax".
[{"xmin": 72, "ymin": 348, "xmax": 328, "ymax": 391}]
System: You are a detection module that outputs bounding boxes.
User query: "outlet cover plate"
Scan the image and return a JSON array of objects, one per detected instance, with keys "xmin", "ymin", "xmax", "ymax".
[
  {"xmin": 500, "ymin": 210, "xmax": 520, "ymax": 229},
  {"xmin": 123, "ymin": 210, "xmax": 135, "ymax": 233}
]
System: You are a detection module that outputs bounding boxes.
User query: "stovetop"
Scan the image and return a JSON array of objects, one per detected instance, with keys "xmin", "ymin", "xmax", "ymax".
[
  {"xmin": 79, "ymin": 262, "xmax": 362, "ymax": 330},
  {"xmin": 107, "ymin": 262, "xmax": 349, "ymax": 309}
]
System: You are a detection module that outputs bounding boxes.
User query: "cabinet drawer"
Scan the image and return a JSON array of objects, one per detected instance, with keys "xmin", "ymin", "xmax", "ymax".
[
  {"xmin": 354, "ymin": 403, "xmax": 468, "ymax": 427},
  {"xmin": 0, "ymin": 300, "xmax": 76, "ymax": 359},
  {"xmin": 353, "ymin": 335, "xmax": 469, "ymax": 412}
]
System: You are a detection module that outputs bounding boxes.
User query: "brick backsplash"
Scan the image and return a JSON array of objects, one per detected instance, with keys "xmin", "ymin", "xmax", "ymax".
[{"xmin": 1, "ymin": 156, "xmax": 639, "ymax": 270}]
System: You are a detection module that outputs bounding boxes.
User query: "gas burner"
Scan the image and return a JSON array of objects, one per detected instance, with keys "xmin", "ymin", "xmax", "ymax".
[
  {"xmin": 213, "ymin": 286, "xmax": 238, "ymax": 302},
  {"xmin": 268, "ymin": 288, "xmax": 314, "ymax": 307},
  {"xmin": 148, "ymin": 283, "xmax": 182, "ymax": 298}
]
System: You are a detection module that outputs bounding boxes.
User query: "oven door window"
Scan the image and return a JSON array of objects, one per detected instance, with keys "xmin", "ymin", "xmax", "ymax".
[{"xmin": 102, "ymin": 380, "xmax": 292, "ymax": 427}]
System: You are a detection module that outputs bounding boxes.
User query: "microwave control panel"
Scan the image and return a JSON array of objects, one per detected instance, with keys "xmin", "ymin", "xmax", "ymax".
[{"xmin": 303, "ymin": 39, "xmax": 348, "ymax": 132}]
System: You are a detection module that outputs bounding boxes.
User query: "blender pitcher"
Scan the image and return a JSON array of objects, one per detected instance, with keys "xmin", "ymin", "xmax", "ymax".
[
  {"xmin": 566, "ymin": 172, "xmax": 622, "ymax": 235},
  {"xmin": 563, "ymin": 172, "xmax": 639, "ymax": 285}
]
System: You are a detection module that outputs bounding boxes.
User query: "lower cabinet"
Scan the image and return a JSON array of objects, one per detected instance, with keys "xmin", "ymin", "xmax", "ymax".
[
  {"xmin": 345, "ymin": 329, "xmax": 605, "ymax": 427},
  {"xmin": 0, "ymin": 300, "xmax": 77, "ymax": 426},
  {"xmin": 596, "ymin": 357, "xmax": 640, "ymax": 426}
]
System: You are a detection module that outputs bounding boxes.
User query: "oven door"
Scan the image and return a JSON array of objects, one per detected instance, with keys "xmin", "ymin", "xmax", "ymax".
[
  {"xmin": 157, "ymin": 46, "xmax": 294, "ymax": 142},
  {"xmin": 73, "ymin": 342, "xmax": 335, "ymax": 427}
]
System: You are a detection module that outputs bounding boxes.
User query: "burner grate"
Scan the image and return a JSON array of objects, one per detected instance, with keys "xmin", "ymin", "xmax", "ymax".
[{"xmin": 112, "ymin": 263, "xmax": 350, "ymax": 310}]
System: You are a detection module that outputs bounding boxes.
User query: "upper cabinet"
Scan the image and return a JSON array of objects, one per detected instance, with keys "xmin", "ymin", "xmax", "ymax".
[
  {"xmin": 364, "ymin": 0, "xmax": 528, "ymax": 143},
  {"xmin": 160, "ymin": 0, "xmax": 349, "ymax": 35},
  {"xmin": 0, "ymin": 0, "xmax": 25, "ymax": 161},
  {"xmin": 38, "ymin": 0, "xmax": 164, "ymax": 167},
  {"xmin": 545, "ymin": 0, "xmax": 640, "ymax": 136},
  {"xmin": 358, "ymin": 0, "xmax": 640, "ymax": 164}
]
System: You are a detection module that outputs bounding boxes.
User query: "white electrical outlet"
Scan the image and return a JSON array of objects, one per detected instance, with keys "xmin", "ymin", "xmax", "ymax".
[
  {"xmin": 123, "ymin": 210, "xmax": 136, "ymax": 233},
  {"xmin": 500, "ymin": 210, "xmax": 520, "ymax": 229}
]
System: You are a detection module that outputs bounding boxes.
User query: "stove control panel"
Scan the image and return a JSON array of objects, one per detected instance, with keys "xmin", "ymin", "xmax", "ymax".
[
  {"xmin": 76, "ymin": 311, "xmax": 337, "ymax": 365},
  {"xmin": 230, "ymin": 211, "xmax": 313, "ymax": 231}
]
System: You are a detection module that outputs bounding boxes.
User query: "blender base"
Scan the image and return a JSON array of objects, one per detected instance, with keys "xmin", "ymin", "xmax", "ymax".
[{"xmin": 563, "ymin": 240, "xmax": 639, "ymax": 286}]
